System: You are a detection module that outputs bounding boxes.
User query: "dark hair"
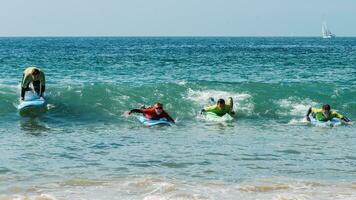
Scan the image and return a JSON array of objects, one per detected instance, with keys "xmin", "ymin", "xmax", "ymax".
[
  {"xmin": 32, "ymin": 68, "xmax": 40, "ymax": 75},
  {"xmin": 217, "ymin": 99, "xmax": 225, "ymax": 105},
  {"xmin": 154, "ymin": 102, "xmax": 163, "ymax": 107},
  {"xmin": 322, "ymin": 104, "xmax": 331, "ymax": 111}
]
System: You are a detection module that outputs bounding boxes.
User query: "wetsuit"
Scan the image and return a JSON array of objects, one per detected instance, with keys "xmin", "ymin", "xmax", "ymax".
[
  {"xmin": 308, "ymin": 107, "xmax": 344, "ymax": 121},
  {"xmin": 203, "ymin": 98, "xmax": 234, "ymax": 117},
  {"xmin": 21, "ymin": 67, "xmax": 45, "ymax": 99},
  {"xmin": 130, "ymin": 108, "xmax": 175, "ymax": 123}
]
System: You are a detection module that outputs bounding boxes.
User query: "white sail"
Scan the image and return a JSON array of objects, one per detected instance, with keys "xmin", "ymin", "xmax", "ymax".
[{"xmin": 322, "ymin": 22, "xmax": 335, "ymax": 39}]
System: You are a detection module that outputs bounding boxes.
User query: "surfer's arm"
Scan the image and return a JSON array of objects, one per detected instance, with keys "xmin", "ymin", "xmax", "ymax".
[
  {"xmin": 40, "ymin": 72, "xmax": 45, "ymax": 86},
  {"xmin": 226, "ymin": 97, "xmax": 233, "ymax": 109},
  {"xmin": 21, "ymin": 88, "xmax": 26, "ymax": 100},
  {"xmin": 226, "ymin": 97, "xmax": 235, "ymax": 116},
  {"xmin": 40, "ymin": 85, "xmax": 45, "ymax": 97},
  {"xmin": 164, "ymin": 113, "xmax": 175, "ymax": 123},
  {"xmin": 39, "ymin": 72, "xmax": 45, "ymax": 97},
  {"xmin": 305, "ymin": 107, "xmax": 312, "ymax": 121},
  {"xmin": 332, "ymin": 111, "xmax": 350, "ymax": 122},
  {"xmin": 20, "ymin": 74, "xmax": 31, "ymax": 100},
  {"xmin": 128, "ymin": 109, "xmax": 144, "ymax": 115},
  {"xmin": 203, "ymin": 105, "xmax": 216, "ymax": 113}
]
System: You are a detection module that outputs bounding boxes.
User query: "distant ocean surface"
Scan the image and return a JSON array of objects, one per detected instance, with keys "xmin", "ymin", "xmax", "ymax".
[{"xmin": 0, "ymin": 37, "xmax": 355, "ymax": 200}]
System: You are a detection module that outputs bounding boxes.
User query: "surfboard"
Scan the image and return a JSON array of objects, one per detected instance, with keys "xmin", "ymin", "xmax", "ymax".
[
  {"xmin": 310, "ymin": 117, "xmax": 342, "ymax": 127},
  {"xmin": 17, "ymin": 98, "xmax": 46, "ymax": 111},
  {"xmin": 204, "ymin": 112, "xmax": 234, "ymax": 122},
  {"xmin": 137, "ymin": 116, "xmax": 172, "ymax": 126}
]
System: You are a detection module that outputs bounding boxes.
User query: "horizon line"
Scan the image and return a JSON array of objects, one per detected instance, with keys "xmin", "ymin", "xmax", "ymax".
[{"xmin": 0, "ymin": 35, "xmax": 355, "ymax": 38}]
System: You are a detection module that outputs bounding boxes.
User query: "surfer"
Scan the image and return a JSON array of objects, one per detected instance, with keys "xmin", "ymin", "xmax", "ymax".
[
  {"xmin": 126, "ymin": 102, "xmax": 175, "ymax": 123},
  {"xmin": 201, "ymin": 97, "xmax": 235, "ymax": 117},
  {"xmin": 21, "ymin": 67, "xmax": 46, "ymax": 101},
  {"xmin": 305, "ymin": 104, "xmax": 350, "ymax": 122}
]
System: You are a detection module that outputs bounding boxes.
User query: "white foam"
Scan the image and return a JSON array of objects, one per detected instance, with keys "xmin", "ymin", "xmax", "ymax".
[
  {"xmin": 177, "ymin": 80, "xmax": 187, "ymax": 85},
  {"xmin": 277, "ymin": 97, "xmax": 317, "ymax": 116},
  {"xmin": 0, "ymin": 83, "xmax": 19, "ymax": 92},
  {"xmin": 46, "ymin": 104, "xmax": 56, "ymax": 110},
  {"xmin": 3, "ymin": 177, "xmax": 356, "ymax": 200},
  {"xmin": 288, "ymin": 118, "xmax": 309, "ymax": 126}
]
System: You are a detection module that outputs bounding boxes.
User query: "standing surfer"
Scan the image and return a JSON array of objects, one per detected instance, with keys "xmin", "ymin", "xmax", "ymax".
[{"xmin": 20, "ymin": 67, "xmax": 46, "ymax": 101}]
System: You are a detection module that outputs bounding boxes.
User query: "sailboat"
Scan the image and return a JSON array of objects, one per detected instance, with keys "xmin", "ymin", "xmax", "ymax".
[{"xmin": 322, "ymin": 22, "xmax": 335, "ymax": 39}]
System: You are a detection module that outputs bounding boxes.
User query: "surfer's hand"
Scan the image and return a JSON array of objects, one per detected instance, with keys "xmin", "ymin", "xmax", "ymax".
[
  {"xmin": 342, "ymin": 117, "xmax": 351, "ymax": 123},
  {"xmin": 305, "ymin": 116, "xmax": 310, "ymax": 122},
  {"xmin": 123, "ymin": 111, "xmax": 130, "ymax": 117}
]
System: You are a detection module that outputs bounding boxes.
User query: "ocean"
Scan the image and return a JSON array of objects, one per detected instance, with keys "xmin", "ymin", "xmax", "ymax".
[{"xmin": 0, "ymin": 37, "xmax": 355, "ymax": 200}]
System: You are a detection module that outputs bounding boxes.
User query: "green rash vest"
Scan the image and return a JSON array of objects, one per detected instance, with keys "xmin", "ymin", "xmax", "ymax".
[
  {"xmin": 204, "ymin": 99, "xmax": 233, "ymax": 117},
  {"xmin": 22, "ymin": 67, "xmax": 45, "ymax": 88},
  {"xmin": 311, "ymin": 107, "xmax": 344, "ymax": 121}
]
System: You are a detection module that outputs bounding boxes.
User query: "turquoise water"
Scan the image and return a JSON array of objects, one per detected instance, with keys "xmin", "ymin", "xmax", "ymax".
[{"xmin": 0, "ymin": 37, "xmax": 355, "ymax": 199}]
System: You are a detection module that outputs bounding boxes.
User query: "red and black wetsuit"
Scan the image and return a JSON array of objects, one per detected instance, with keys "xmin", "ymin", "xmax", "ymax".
[{"xmin": 130, "ymin": 108, "xmax": 175, "ymax": 123}]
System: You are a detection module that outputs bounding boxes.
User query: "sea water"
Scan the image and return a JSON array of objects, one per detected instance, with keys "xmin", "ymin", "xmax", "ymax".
[{"xmin": 0, "ymin": 37, "xmax": 355, "ymax": 199}]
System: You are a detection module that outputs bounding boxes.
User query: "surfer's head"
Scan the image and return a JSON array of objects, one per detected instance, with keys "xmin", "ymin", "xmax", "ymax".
[
  {"xmin": 31, "ymin": 68, "xmax": 40, "ymax": 80},
  {"xmin": 322, "ymin": 104, "xmax": 331, "ymax": 111},
  {"xmin": 154, "ymin": 102, "xmax": 163, "ymax": 115},
  {"xmin": 322, "ymin": 104, "xmax": 331, "ymax": 117},
  {"xmin": 217, "ymin": 99, "xmax": 225, "ymax": 110}
]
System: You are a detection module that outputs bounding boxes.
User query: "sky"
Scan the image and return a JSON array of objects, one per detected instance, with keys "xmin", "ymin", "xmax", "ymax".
[{"xmin": 0, "ymin": 0, "xmax": 355, "ymax": 37}]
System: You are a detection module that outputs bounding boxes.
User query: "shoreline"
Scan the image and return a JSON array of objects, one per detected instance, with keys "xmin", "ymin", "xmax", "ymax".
[{"xmin": 2, "ymin": 176, "xmax": 356, "ymax": 200}]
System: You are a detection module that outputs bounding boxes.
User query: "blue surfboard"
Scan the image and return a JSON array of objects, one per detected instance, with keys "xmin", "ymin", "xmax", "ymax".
[
  {"xmin": 310, "ymin": 117, "xmax": 342, "ymax": 127},
  {"xmin": 17, "ymin": 98, "xmax": 46, "ymax": 111},
  {"xmin": 137, "ymin": 116, "xmax": 172, "ymax": 126}
]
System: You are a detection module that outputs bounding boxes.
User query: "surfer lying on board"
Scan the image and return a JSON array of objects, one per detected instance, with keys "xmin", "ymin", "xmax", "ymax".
[
  {"xmin": 305, "ymin": 104, "xmax": 350, "ymax": 122},
  {"xmin": 21, "ymin": 67, "xmax": 45, "ymax": 101},
  {"xmin": 126, "ymin": 102, "xmax": 175, "ymax": 123},
  {"xmin": 201, "ymin": 97, "xmax": 235, "ymax": 117}
]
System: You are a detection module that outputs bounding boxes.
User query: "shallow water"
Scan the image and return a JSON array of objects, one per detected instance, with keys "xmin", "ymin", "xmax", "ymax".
[{"xmin": 0, "ymin": 37, "xmax": 355, "ymax": 199}]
